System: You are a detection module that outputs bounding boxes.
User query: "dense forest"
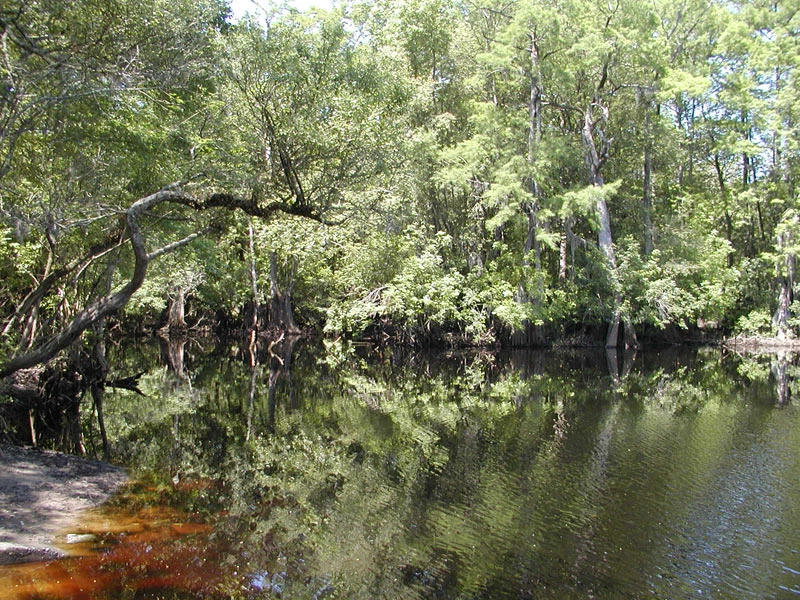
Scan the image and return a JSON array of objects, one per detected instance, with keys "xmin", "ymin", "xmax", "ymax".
[{"xmin": 1, "ymin": 0, "xmax": 799, "ymax": 375}]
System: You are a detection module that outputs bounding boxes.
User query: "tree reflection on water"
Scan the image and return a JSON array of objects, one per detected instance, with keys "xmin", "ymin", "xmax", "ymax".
[{"xmin": 3, "ymin": 340, "xmax": 800, "ymax": 599}]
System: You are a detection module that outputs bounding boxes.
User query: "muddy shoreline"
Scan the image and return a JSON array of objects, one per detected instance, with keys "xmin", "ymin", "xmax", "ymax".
[{"xmin": 0, "ymin": 444, "xmax": 128, "ymax": 565}]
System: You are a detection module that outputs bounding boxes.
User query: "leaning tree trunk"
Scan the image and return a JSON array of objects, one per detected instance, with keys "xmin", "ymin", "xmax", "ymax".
[
  {"xmin": 0, "ymin": 182, "xmax": 325, "ymax": 381},
  {"xmin": 0, "ymin": 187, "xmax": 209, "ymax": 378},
  {"xmin": 582, "ymin": 96, "xmax": 638, "ymax": 349}
]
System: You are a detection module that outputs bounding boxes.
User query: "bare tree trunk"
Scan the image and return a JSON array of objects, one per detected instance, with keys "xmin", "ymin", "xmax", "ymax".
[
  {"xmin": 774, "ymin": 274, "xmax": 794, "ymax": 339},
  {"xmin": 523, "ymin": 208, "xmax": 542, "ymax": 271},
  {"xmin": 167, "ymin": 287, "xmax": 187, "ymax": 331},
  {"xmin": 582, "ymin": 95, "xmax": 638, "ymax": 349},
  {"xmin": 268, "ymin": 252, "xmax": 300, "ymax": 334},
  {"xmin": 90, "ymin": 329, "xmax": 110, "ymax": 461},
  {"xmin": 247, "ymin": 218, "xmax": 261, "ymax": 331},
  {"xmin": 643, "ymin": 108, "xmax": 654, "ymax": 256},
  {"xmin": 17, "ymin": 231, "xmax": 56, "ymax": 350},
  {"xmin": 559, "ymin": 224, "xmax": 568, "ymax": 281},
  {"xmin": 773, "ymin": 220, "xmax": 796, "ymax": 339}
]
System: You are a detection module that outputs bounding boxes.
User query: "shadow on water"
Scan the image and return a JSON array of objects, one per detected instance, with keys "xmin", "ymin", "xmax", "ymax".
[{"xmin": 3, "ymin": 339, "xmax": 800, "ymax": 598}]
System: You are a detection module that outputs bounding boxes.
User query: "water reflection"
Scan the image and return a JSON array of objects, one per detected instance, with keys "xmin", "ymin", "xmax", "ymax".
[{"xmin": 3, "ymin": 341, "xmax": 800, "ymax": 599}]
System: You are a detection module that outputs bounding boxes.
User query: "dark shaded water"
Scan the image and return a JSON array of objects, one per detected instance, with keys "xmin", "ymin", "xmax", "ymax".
[{"xmin": 3, "ymin": 340, "xmax": 800, "ymax": 599}]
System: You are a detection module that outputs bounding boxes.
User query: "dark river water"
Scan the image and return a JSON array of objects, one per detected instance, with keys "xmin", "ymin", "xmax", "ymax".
[{"xmin": 3, "ymin": 339, "xmax": 800, "ymax": 599}]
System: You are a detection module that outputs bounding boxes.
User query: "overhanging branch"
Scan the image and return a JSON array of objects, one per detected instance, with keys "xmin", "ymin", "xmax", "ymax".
[{"xmin": 0, "ymin": 184, "xmax": 324, "ymax": 379}]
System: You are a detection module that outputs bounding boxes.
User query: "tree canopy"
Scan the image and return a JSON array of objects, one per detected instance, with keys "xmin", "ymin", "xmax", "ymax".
[{"xmin": 2, "ymin": 0, "xmax": 800, "ymax": 376}]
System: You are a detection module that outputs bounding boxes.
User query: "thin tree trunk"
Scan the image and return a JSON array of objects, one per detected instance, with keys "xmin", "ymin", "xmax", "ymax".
[
  {"xmin": 526, "ymin": 31, "xmax": 543, "ymax": 273},
  {"xmin": 88, "ymin": 255, "xmax": 116, "ymax": 460},
  {"xmin": 1, "ymin": 231, "xmax": 125, "ymax": 339},
  {"xmin": 643, "ymin": 142, "xmax": 654, "ymax": 255},
  {"xmin": 18, "ymin": 231, "xmax": 56, "ymax": 350},
  {"xmin": 773, "ymin": 222, "xmax": 796, "ymax": 339},
  {"xmin": 559, "ymin": 224, "xmax": 568, "ymax": 281},
  {"xmin": 583, "ymin": 96, "xmax": 638, "ymax": 349},
  {"xmin": 246, "ymin": 363, "xmax": 259, "ymax": 442},
  {"xmin": 247, "ymin": 218, "xmax": 260, "ymax": 331},
  {"xmin": 90, "ymin": 331, "xmax": 110, "ymax": 461},
  {"xmin": 269, "ymin": 252, "xmax": 300, "ymax": 334},
  {"xmin": 774, "ymin": 275, "xmax": 793, "ymax": 339},
  {"xmin": 642, "ymin": 98, "xmax": 654, "ymax": 256},
  {"xmin": 511, "ymin": 32, "xmax": 546, "ymax": 347},
  {"xmin": 742, "ymin": 110, "xmax": 751, "ymax": 189},
  {"xmin": 713, "ymin": 151, "xmax": 736, "ymax": 268}
]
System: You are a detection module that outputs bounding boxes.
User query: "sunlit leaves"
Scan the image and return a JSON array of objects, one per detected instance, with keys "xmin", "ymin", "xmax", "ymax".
[
  {"xmin": 617, "ymin": 227, "xmax": 740, "ymax": 328},
  {"xmin": 218, "ymin": 9, "xmax": 411, "ymax": 214},
  {"xmin": 1, "ymin": 0, "xmax": 799, "ymax": 347}
]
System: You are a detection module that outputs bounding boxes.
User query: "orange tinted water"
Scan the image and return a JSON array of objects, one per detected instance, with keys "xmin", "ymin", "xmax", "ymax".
[{"xmin": 0, "ymin": 482, "xmax": 234, "ymax": 600}]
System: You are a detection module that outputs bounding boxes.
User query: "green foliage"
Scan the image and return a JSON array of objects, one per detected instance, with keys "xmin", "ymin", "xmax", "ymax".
[
  {"xmin": 2, "ymin": 0, "xmax": 799, "ymax": 359},
  {"xmin": 217, "ymin": 8, "xmax": 411, "ymax": 213},
  {"xmin": 93, "ymin": 339, "xmax": 788, "ymax": 599},
  {"xmin": 617, "ymin": 227, "xmax": 740, "ymax": 329},
  {"xmin": 325, "ymin": 229, "xmax": 492, "ymax": 342},
  {"xmin": 557, "ymin": 182, "xmax": 623, "ymax": 225},
  {"xmin": 735, "ymin": 309, "xmax": 774, "ymax": 337},
  {"xmin": 0, "ymin": 227, "xmax": 39, "ymax": 310}
]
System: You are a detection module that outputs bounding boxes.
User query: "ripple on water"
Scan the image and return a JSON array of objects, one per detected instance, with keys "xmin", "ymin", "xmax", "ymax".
[
  {"xmin": 633, "ymin": 402, "xmax": 800, "ymax": 599},
  {"xmin": 10, "ymin": 347, "xmax": 800, "ymax": 600},
  {"xmin": 416, "ymin": 394, "xmax": 800, "ymax": 600}
]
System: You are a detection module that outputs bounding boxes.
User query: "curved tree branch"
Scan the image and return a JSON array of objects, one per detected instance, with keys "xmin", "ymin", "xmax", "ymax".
[
  {"xmin": 0, "ymin": 184, "xmax": 323, "ymax": 379},
  {"xmin": 1, "ymin": 227, "xmax": 126, "ymax": 339},
  {"xmin": 0, "ymin": 188, "xmax": 203, "ymax": 378}
]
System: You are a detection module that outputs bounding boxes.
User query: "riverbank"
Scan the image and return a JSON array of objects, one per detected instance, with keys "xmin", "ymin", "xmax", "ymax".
[
  {"xmin": 0, "ymin": 444, "xmax": 128, "ymax": 565},
  {"xmin": 723, "ymin": 335, "xmax": 800, "ymax": 352}
]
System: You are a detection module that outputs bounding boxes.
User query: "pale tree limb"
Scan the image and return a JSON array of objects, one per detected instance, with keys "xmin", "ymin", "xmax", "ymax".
[
  {"xmin": 0, "ymin": 183, "xmax": 317, "ymax": 379},
  {"xmin": 0, "ymin": 188, "xmax": 199, "ymax": 378},
  {"xmin": 1, "ymin": 229, "xmax": 126, "ymax": 340}
]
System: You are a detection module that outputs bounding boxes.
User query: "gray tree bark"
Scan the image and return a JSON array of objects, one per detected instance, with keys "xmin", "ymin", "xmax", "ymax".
[
  {"xmin": 269, "ymin": 252, "xmax": 300, "ymax": 335},
  {"xmin": 773, "ymin": 220, "xmax": 796, "ymax": 339},
  {"xmin": 582, "ymin": 95, "xmax": 638, "ymax": 349}
]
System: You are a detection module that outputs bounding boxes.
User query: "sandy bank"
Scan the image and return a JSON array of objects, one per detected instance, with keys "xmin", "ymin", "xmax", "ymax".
[{"xmin": 0, "ymin": 444, "xmax": 128, "ymax": 565}]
